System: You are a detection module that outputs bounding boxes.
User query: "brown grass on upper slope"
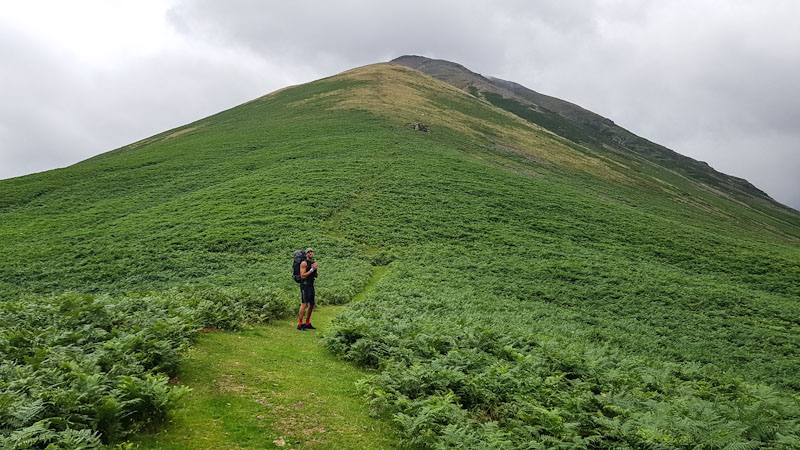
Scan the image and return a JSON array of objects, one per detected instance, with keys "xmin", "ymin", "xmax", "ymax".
[{"xmin": 290, "ymin": 63, "xmax": 629, "ymax": 182}]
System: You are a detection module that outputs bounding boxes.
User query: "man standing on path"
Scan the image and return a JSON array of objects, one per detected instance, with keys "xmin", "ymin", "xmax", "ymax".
[{"xmin": 298, "ymin": 248, "xmax": 319, "ymax": 330}]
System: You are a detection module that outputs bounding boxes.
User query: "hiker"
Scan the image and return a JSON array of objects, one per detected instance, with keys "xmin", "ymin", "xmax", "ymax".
[{"xmin": 297, "ymin": 248, "xmax": 318, "ymax": 330}]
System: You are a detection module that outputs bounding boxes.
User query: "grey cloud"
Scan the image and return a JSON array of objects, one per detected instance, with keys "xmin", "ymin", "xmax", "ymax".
[
  {"xmin": 0, "ymin": 26, "xmax": 99, "ymax": 178},
  {"xmin": 674, "ymin": 130, "xmax": 800, "ymax": 211},
  {"xmin": 165, "ymin": 0, "xmax": 513, "ymax": 74}
]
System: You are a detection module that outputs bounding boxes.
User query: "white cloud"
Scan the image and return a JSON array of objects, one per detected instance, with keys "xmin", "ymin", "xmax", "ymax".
[
  {"xmin": 2, "ymin": 1, "xmax": 174, "ymax": 66},
  {"xmin": 0, "ymin": 1, "xmax": 309, "ymax": 179}
]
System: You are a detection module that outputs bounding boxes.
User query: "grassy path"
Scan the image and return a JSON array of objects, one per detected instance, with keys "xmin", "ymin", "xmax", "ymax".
[{"xmin": 134, "ymin": 269, "xmax": 398, "ymax": 449}]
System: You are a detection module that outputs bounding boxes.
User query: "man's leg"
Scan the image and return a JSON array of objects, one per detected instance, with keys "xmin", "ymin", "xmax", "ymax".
[
  {"xmin": 298, "ymin": 302, "xmax": 306, "ymax": 325},
  {"xmin": 298, "ymin": 285, "xmax": 307, "ymax": 330},
  {"xmin": 305, "ymin": 303, "xmax": 314, "ymax": 323},
  {"xmin": 304, "ymin": 285, "xmax": 315, "ymax": 329}
]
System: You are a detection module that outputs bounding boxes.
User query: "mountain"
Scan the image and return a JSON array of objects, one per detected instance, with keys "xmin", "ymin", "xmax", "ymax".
[
  {"xmin": 1, "ymin": 60, "xmax": 799, "ymax": 448},
  {"xmin": 391, "ymin": 55, "xmax": 791, "ymax": 214}
]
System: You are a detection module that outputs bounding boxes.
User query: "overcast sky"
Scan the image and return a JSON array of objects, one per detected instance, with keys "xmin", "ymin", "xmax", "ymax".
[{"xmin": 1, "ymin": 0, "xmax": 798, "ymax": 209}]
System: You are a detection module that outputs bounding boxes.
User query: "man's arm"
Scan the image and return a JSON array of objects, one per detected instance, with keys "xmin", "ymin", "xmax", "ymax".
[
  {"xmin": 300, "ymin": 261, "xmax": 315, "ymax": 279},
  {"xmin": 300, "ymin": 261, "xmax": 319, "ymax": 278}
]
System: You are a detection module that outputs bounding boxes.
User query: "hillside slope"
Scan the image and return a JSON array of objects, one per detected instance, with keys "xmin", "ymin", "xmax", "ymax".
[
  {"xmin": 392, "ymin": 55, "xmax": 798, "ymax": 229},
  {"xmin": 2, "ymin": 62, "xmax": 799, "ymax": 448}
]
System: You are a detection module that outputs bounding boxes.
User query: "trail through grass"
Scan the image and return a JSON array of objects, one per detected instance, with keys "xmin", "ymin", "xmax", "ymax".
[
  {"xmin": 353, "ymin": 266, "xmax": 388, "ymax": 303},
  {"xmin": 133, "ymin": 303, "xmax": 399, "ymax": 449}
]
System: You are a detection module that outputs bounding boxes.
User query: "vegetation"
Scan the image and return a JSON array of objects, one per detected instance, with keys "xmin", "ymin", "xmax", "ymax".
[
  {"xmin": 1, "ymin": 63, "xmax": 799, "ymax": 448},
  {"xmin": 134, "ymin": 304, "xmax": 401, "ymax": 450},
  {"xmin": 393, "ymin": 55, "xmax": 782, "ymax": 213},
  {"xmin": 0, "ymin": 289, "xmax": 291, "ymax": 448}
]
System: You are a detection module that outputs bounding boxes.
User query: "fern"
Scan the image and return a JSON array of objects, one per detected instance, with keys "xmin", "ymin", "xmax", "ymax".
[
  {"xmin": 721, "ymin": 440, "xmax": 761, "ymax": 450},
  {"xmin": 4, "ymin": 399, "xmax": 45, "ymax": 429},
  {"xmin": 7, "ymin": 420, "xmax": 57, "ymax": 449},
  {"xmin": 1, "ymin": 289, "xmax": 290, "ymax": 447},
  {"xmin": 56, "ymin": 428, "xmax": 103, "ymax": 448}
]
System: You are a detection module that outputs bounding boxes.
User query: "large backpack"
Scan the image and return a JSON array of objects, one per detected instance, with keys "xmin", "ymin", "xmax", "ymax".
[{"xmin": 292, "ymin": 250, "xmax": 306, "ymax": 283}]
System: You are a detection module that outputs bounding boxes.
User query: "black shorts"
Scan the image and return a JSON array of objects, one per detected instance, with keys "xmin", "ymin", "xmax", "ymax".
[{"xmin": 300, "ymin": 283, "xmax": 315, "ymax": 304}]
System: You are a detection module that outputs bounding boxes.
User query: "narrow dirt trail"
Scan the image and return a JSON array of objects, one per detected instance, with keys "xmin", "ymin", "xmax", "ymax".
[{"xmin": 134, "ymin": 268, "xmax": 397, "ymax": 449}]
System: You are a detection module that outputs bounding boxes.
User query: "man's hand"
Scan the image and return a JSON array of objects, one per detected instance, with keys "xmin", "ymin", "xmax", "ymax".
[{"xmin": 312, "ymin": 262, "xmax": 318, "ymax": 270}]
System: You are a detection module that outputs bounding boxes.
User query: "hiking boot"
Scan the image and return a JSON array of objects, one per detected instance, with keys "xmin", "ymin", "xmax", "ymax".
[
  {"xmin": 297, "ymin": 324, "xmax": 306, "ymax": 331},
  {"xmin": 304, "ymin": 323, "xmax": 316, "ymax": 330}
]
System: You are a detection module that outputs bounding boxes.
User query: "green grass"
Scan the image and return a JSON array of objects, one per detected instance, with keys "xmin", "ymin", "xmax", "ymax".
[
  {"xmin": 352, "ymin": 266, "xmax": 388, "ymax": 303},
  {"xmin": 132, "ymin": 306, "xmax": 401, "ymax": 449},
  {"xmin": 2, "ymin": 62, "xmax": 799, "ymax": 448}
]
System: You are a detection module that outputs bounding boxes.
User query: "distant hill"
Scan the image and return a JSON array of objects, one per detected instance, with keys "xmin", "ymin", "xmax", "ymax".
[{"xmin": 2, "ymin": 59, "xmax": 799, "ymax": 448}]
